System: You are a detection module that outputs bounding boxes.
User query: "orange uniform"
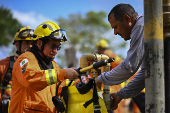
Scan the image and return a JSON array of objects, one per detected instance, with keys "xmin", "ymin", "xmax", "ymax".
[
  {"xmin": 0, "ymin": 57, "xmax": 14, "ymax": 106},
  {"xmin": 9, "ymin": 51, "xmax": 66, "ymax": 113},
  {"xmin": 104, "ymin": 50, "xmax": 122, "ymax": 70}
]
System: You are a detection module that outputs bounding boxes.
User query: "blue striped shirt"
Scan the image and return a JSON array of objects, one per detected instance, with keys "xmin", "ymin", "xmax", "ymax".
[{"xmin": 97, "ymin": 15, "xmax": 145, "ymax": 99}]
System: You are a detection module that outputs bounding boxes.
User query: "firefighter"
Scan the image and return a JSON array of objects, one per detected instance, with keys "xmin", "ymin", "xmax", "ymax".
[
  {"xmin": 9, "ymin": 21, "xmax": 79, "ymax": 113},
  {"xmin": 0, "ymin": 26, "xmax": 33, "ymax": 113},
  {"xmin": 96, "ymin": 39, "xmax": 123, "ymax": 69},
  {"xmin": 96, "ymin": 39, "xmax": 125, "ymax": 113}
]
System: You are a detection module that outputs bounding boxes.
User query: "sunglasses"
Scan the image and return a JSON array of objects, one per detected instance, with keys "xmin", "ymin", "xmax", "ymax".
[
  {"xmin": 48, "ymin": 43, "xmax": 61, "ymax": 51},
  {"xmin": 18, "ymin": 29, "xmax": 34, "ymax": 38}
]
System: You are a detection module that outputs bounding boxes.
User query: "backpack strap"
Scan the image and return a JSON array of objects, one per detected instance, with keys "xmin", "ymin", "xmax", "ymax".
[
  {"xmin": 92, "ymin": 80, "xmax": 101, "ymax": 113},
  {"xmin": 61, "ymin": 80, "xmax": 73, "ymax": 113},
  {"xmin": 83, "ymin": 79, "xmax": 101, "ymax": 113},
  {"xmin": 1, "ymin": 56, "xmax": 15, "ymax": 98},
  {"xmin": 52, "ymin": 80, "xmax": 73, "ymax": 113}
]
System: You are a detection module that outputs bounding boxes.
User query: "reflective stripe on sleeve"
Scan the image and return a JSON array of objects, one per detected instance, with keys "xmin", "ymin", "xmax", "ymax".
[
  {"xmin": 8, "ymin": 100, "xmax": 10, "ymax": 112},
  {"xmin": 0, "ymin": 84, "xmax": 12, "ymax": 90},
  {"xmin": 45, "ymin": 69, "xmax": 57, "ymax": 85}
]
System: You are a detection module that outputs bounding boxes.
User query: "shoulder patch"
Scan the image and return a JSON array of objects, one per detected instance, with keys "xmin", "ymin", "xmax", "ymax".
[{"xmin": 20, "ymin": 59, "xmax": 28, "ymax": 68}]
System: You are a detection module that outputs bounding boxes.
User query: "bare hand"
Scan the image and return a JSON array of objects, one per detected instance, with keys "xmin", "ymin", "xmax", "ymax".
[
  {"xmin": 110, "ymin": 93, "xmax": 122, "ymax": 110},
  {"xmin": 66, "ymin": 68, "xmax": 79, "ymax": 80},
  {"xmin": 95, "ymin": 77, "xmax": 102, "ymax": 89}
]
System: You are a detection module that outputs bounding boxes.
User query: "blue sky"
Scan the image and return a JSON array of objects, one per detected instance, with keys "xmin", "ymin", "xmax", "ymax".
[
  {"xmin": 0, "ymin": 0, "xmax": 144, "ymax": 60},
  {"xmin": 0, "ymin": 0, "xmax": 144, "ymax": 29}
]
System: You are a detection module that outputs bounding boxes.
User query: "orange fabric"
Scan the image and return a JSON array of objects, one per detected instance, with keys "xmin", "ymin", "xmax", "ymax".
[
  {"xmin": 0, "ymin": 57, "xmax": 13, "ymax": 106},
  {"xmin": 128, "ymin": 71, "xmax": 138, "ymax": 81},
  {"xmin": 125, "ymin": 70, "xmax": 145, "ymax": 93},
  {"xmin": 132, "ymin": 100, "xmax": 140, "ymax": 113},
  {"xmin": 121, "ymin": 70, "xmax": 145, "ymax": 113},
  {"xmin": 104, "ymin": 50, "xmax": 123, "ymax": 70},
  {"xmin": 9, "ymin": 51, "xmax": 66, "ymax": 113}
]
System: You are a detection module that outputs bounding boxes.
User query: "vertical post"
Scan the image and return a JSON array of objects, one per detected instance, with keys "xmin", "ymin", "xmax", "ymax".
[
  {"xmin": 103, "ymin": 65, "xmax": 110, "ymax": 113},
  {"xmin": 144, "ymin": 0, "xmax": 165, "ymax": 113},
  {"xmin": 163, "ymin": 0, "xmax": 170, "ymax": 112}
]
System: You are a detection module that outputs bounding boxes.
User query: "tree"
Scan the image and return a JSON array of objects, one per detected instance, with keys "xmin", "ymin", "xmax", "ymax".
[
  {"xmin": 0, "ymin": 6, "xmax": 22, "ymax": 47},
  {"xmin": 55, "ymin": 11, "xmax": 127, "ymax": 68},
  {"xmin": 56, "ymin": 11, "xmax": 111, "ymax": 53}
]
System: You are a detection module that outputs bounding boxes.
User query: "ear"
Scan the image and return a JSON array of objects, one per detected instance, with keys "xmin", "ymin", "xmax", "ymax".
[
  {"xmin": 36, "ymin": 40, "xmax": 42, "ymax": 49},
  {"xmin": 123, "ymin": 14, "xmax": 131, "ymax": 22}
]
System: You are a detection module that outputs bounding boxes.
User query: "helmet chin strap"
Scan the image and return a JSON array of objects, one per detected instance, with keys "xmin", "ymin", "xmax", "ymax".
[
  {"xmin": 16, "ymin": 41, "xmax": 22, "ymax": 56},
  {"xmin": 38, "ymin": 40, "xmax": 54, "ymax": 63},
  {"xmin": 42, "ymin": 52, "xmax": 54, "ymax": 63}
]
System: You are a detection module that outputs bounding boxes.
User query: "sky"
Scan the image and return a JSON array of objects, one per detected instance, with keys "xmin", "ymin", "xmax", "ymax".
[
  {"xmin": 0, "ymin": 0, "xmax": 144, "ymax": 62},
  {"xmin": 0, "ymin": 0, "xmax": 144, "ymax": 29}
]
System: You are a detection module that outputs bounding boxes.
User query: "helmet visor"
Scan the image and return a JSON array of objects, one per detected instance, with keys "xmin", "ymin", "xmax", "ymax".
[
  {"xmin": 18, "ymin": 29, "xmax": 34, "ymax": 39},
  {"xmin": 50, "ymin": 29, "xmax": 67, "ymax": 42}
]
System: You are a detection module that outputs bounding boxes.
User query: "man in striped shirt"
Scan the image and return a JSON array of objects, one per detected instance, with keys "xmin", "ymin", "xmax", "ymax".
[{"xmin": 95, "ymin": 3, "xmax": 145, "ymax": 112}]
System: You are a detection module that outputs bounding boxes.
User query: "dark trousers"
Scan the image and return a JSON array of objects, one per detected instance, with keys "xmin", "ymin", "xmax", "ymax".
[{"xmin": 132, "ymin": 93, "xmax": 145, "ymax": 113}]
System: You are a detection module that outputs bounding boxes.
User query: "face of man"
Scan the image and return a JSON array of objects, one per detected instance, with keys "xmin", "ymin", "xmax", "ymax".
[
  {"xmin": 97, "ymin": 47, "xmax": 105, "ymax": 54},
  {"xmin": 15, "ymin": 40, "xmax": 33, "ymax": 54},
  {"xmin": 43, "ymin": 40, "xmax": 60, "ymax": 59},
  {"xmin": 20, "ymin": 40, "xmax": 33, "ymax": 53},
  {"xmin": 109, "ymin": 13, "xmax": 132, "ymax": 41}
]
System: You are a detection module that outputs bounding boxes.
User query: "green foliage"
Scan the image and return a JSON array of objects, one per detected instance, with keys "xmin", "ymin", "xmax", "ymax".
[
  {"xmin": 0, "ymin": 6, "xmax": 22, "ymax": 46},
  {"xmin": 55, "ymin": 11, "xmax": 128, "ymax": 68},
  {"xmin": 56, "ymin": 11, "xmax": 111, "ymax": 54}
]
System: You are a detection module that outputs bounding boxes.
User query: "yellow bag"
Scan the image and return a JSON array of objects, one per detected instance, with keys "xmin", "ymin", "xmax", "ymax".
[{"xmin": 60, "ymin": 80, "xmax": 108, "ymax": 113}]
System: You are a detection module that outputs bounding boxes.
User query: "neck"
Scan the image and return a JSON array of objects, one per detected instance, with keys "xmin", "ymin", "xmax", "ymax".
[{"xmin": 131, "ymin": 16, "xmax": 138, "ymax": 28}]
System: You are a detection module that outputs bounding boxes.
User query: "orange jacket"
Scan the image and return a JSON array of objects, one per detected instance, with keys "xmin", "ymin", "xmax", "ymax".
[
  {"xmin": 9, "ymin": 51, "xmax": 66, "ymax": 113},
  {"xmin": 0, "ymin": 57, "xmax": 11, "ymax": 106},
  {"xmin": 0, "ymin": 56, "xmax": 17, "ymax": 106},
  {"xmin": 104, "ymin": 50, "xmax": 123, "ymax": 70}
]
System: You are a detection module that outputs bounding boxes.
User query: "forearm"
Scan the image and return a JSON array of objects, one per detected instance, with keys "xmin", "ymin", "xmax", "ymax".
[
  {"xmin": 97, "ymin": 62, "xmax": 135, "ymax": 85},
  {"xmin": 117, "ymin": 68, "xmax": 145, "ymax": 99}
]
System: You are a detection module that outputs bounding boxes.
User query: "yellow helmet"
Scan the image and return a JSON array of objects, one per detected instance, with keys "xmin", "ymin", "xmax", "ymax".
[
  {"xmin": 33, "ymin": 21, "xmax": 67, "ymax": 42},
  {"xmin": 13, "ymin": 26, "xmax": 34, "ymax": 44},
  {"xmin": 96, "ymin": 39, "xmax": 108, "ymax": 48}
]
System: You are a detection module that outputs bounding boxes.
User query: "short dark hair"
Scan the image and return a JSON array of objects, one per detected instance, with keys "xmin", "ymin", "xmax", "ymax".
[{"xmin": 108, "ymin": 4, "xmax": 138, "ymax": 22}]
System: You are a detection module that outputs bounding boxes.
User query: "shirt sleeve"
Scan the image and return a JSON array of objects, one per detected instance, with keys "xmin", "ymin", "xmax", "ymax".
[
  {"xmin": 97, "ymin": 25, "xmax": 144, "ymax": 85},
  {"xmin": 117, "ymin": 66, "xmax": 145, "ymax": 99}
]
